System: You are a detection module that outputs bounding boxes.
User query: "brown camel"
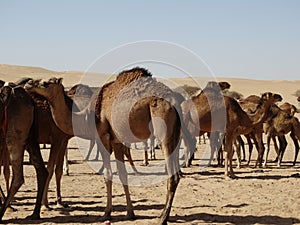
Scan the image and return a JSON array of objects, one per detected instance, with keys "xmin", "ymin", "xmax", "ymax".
[
  {"xmin": 182, "ymin": 81, "xmax": 282, "ymax": 177},
  {"xmin": 279, "ymin": 102, "xmax": 300, "ymax": 116},
  {"xmin": 66, "ymin": 83, "xmax": 139, "ymax": 173},
  {"xmin": 25, "ymin": 68, "xmax": 194, "ymax": 224},
  {"xmin": 0, "ymin": 83, "xmax": 48, "ymax": 221},
  {"xmin": 182, "ymin": 81, "xmax": 230, "ymax": 167},
  {"xmin": 263, "ymin": 103, "xmax": 300, "ymax": 167},
  {"xmin": 238, "ymin": 95, "xmax": 270, "ymax": 166},
  {"xmin": 14, "ymin": 77, "xmax": 76, "ymax": 209},
  {"xmin": 0, "ymin": 80, "xmax": 10, "ymax": 201}
]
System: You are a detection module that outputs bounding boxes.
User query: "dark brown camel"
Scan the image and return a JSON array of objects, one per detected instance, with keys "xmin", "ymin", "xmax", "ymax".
[
  {"xmin": 25, "ymin": 68, "xmax": 194, "ymax": 224},
  {"xmin": 0, "ymin": 80, "xmax": 10, "ymax": 201},
  {"xmin": 263, "ymin": 103, "xmax": 300, "ymax": 167},
  {"xmin": 14, "ymin": 78, "xmax": 75, "ymax": 209},
  {"xmin": 0, "ymin": 83, "xmax": 48, "ymax": 221},
  {"xmin": 238, "ymin": 95, "xmax": 270, "ymax": 166},
  {"xmin": 182, "ymin": 81, "xmax": 282, "ymax": 177}
]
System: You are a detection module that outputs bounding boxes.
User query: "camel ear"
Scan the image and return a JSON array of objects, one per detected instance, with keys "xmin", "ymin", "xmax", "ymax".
[{"xmin": 57, "ymin": 78, "xmax": 63, "ymax": 84}]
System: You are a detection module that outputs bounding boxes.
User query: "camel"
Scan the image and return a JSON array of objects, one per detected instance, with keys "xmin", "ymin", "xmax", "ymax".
[
  {"xmin": 279, "ymin": 102, "xmax": 300, "ymax": 116},
  {"xmin": 263, "ymin": 103, "xmax": 300, "ymax": 167},
  {"xmin": 25, "ymin": 68, "xmax": 194, "ymax": 224},
  {"xmin": 181, "ymin": 81, "xmax": 230, "ymax": 167},
  {"xmin": 14, "ymin": 77, "xmax": 76, "ymax": 209},
  {"xmin": 0, "ymin": 83, "xmax": 48, "ymax": 221},
  {"xmin": 0, "ymin": 80, "xmax": 10, "ymax": 202},
  {"xmin": 182, "ymin": 81, "xmax": 282, "ymax": 177},
  {"xmin": 66, "ymin": 83, "xmax": 139, "ymax": 173},
  {"xmin": 298, "ymin": 96, "xmax": 300, "ymax": 102},
  {"xmin": 238, "ymin": 95, "xmax": 269, "ymax": 166}
]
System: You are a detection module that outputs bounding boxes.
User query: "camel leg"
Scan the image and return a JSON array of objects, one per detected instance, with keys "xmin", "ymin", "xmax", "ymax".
[
  {"xmin": 113, "ymin": 143, "xmax": 135, "ymax": 219},
  {"xmin": 98, "ymin": 134, "xmax": 113, "ymax": 221},
  {"xmin": 150, "ymin": 136, "xmax": 156, "ymax": 160},
  {"xmin": 63, "ymin": 149, "xmax": 69, "ymax": 176},
  {"xmin": 272, "ymin": 136, "xmax": 280, "ymax": 162},
  {"xmin": 158, "ymin": 143, "xmax": 180, "ymax": 225},
  {"xmin": 263, "ymin": 135, "xmax": 272, "ymax": 167},
  {"xmin": 0, "ymin": 147, "xmax": 25, "ymax": 220},
  {"xmin": 142, "ymin": 141, "xmax": 149, "ymax": 166},
  {"xmin": 290, "ymin": 131, "xmax": 299, "ymax": 166},
  {"xmin": 209, "ymin": 132, "xmax": 218, "ymax": 166},
  {"xmin": 123, "ymin": 146, "xmax": 139, "ymax": 174},
  {"xmin": 238, "ymin": 136, "xmax": 246, "ymax": 161},
  {"xmin": 55, "ymin": 139, "xmax": 69, "ymax": 208},
  {"xmin": 254, "ymin": 133, "xmax": 264, "ymax": 168},
  {"xmin": 84, "ymin": 139, "xmax": 96, "ymax": 161},
  {"xmin": 25, "ymin": 138, "xmax": 48, "ymax": 219},
  {"xmin": 234, "ymin": 137, "xmax": 241, "ymax": 169},
  {"xmin": 277, "ymin": 135, "xmax": 287, "ymax": 167},
  {"xmin": 246, "ymin": 135, "xmax": 253, "ymax": 165},
  {"xmin": 224, "ymin": 134, "xmax": 235, "ymax": 178},
  {"xmin": 41, "ymin": 144, "xmax": 58, "ymax": 209}
]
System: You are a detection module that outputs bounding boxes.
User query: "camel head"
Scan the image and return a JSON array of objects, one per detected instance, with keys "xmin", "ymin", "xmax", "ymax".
[
  {"xmin": 0, "ymin": 80, "xmax": 5, "ymax": 88},
  {"xmin": 24, "ymin": 77, "xmax": 64, "ymax": 99},
  {"xmin": 218, "ymin": 81, "xmax": 231, "ymax": 90},
  {"xmin": 205, "ymin": 81, "xmax": 231, "ymax": 91},
  {"xmin": 261, "ymin": 92, "xmax": 283, "ymax": 104}
]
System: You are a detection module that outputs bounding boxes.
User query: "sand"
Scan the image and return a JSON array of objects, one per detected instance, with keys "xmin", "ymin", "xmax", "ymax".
[{"xmin": 0, "ymin": 64, "xmax": 300, "ymax": 225}]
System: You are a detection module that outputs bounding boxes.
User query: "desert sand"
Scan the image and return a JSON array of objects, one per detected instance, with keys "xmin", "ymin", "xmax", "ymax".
[{"xmin": 1, "ymin": 64, "xmax": 300, "ymax": 225}]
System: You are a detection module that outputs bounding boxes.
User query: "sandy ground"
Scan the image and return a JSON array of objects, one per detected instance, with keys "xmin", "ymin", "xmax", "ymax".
[
  {"xmin": 2, "ymin": 138, "xmax": 300, "ymax": 225},
  {"xmin": 0, "ymin": 64, "xmax": 300, "ymax": 224}
]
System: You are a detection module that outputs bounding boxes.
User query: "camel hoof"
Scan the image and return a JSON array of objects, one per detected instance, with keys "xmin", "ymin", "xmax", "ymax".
[
  {"xmin": 56, "ymin": 202, "xmax": 69, "ymax": 208},
  {"xmin": 63, "ymin": 170, "xmax": 69, "ymax": 176},
  {"xmin": 157, "ymin": 217, "xmax": 168, "ymax": 225},
  {"xmin": 6, "ymin": 205, "xmax": 17, "ymax": 212},
  {"xmin": 125, "ymin": 211, "xmax": 136, "ymax": 220},
  {"xmin": 26, "ymin": 213, "xmax": 40, "ymax": 220},
  {"xmin": 140, "ymin": 162, "xmax": 149, "ymax": 166},
  {"xmin": 100, "ymin": 212, "xmax": 112, "ymax": 222},
  {"xmin": 41, "ymin": 205, "xmax": 52, "ymax": 211}
]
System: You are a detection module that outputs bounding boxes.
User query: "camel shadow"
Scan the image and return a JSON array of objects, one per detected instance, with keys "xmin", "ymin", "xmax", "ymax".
[{"xmin": 169, "ymin": 212, "xmax": 300, "ymax": 224}]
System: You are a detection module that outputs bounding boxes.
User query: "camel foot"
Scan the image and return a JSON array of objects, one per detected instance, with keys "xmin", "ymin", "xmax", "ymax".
[
  {"xmin": 125, "ymin": 210, "xmax": 136, "ymax": 220},
  {"xmin": 225, "ymin": 173, "xmax": 238, "ymax": 180},
  {"xmin": 6, "ymin": 205, "xmax": 17, "ymax": 212},
  {"xmin": 157, "ymin": 215, "xmax": 168, "ymax": 225},
  {"xmin": 56, "ymin": 202, "xmax": 69, "ymax": 208},
  {"xmin": 140, "ymin": 162, "xmax": 149, "ymax": 166},
  {"xmin": 100, "ymin": 212, "xmax": 112, "ymax": 222},
  {"xmin": 26, "ymin": 213, "xmax": 40, "ymax": 220},
  {"xmin": 41, "ymin": 204, "xmax": 53, "ymax": 211}
]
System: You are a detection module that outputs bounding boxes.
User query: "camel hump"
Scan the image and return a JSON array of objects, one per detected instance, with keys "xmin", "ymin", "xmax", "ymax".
[{"xmin": 116, "ymin": 67, "xmax": 152, "ymax": 83}]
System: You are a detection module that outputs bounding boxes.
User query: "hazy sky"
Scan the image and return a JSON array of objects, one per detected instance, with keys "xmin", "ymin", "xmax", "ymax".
[{"xmin": 1, "ymin": 0, "xmax": 299, "ymax": 80}]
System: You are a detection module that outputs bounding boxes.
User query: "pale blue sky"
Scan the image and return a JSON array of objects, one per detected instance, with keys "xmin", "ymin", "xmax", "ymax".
[{"xmin": 0, "ymin": 0, "xmax": 299, "ymax": 80}]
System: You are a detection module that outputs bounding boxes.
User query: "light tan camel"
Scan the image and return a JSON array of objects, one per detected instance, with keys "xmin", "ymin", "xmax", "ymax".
[
  {"xmin": 0, "ymin": 83, "xmax": 48, "ymax": 221},
  {"xmin": 182, "ymin": 81, "xmax": 282, "ymax": 177},
  {"xmin": 25, "ymin": 68, "xmax": 194, "ymax": 224},
  {"xmin": 263, "ymin": 103, "xmax": 300, "ymax": 167}
]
